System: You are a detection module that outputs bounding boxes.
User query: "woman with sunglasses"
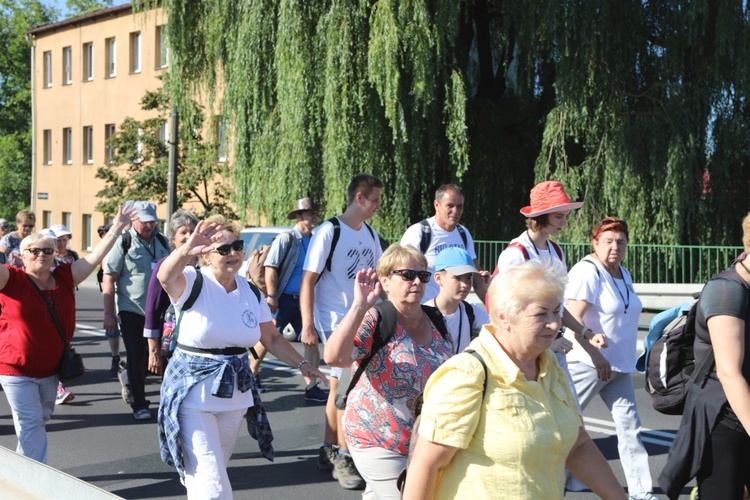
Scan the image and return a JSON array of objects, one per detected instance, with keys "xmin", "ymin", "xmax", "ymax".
[
  {"xmin": 564, "ymin": 217, "xmax": 655, "ymax": 499},
  {"xmin": 324, "ymin": 244, "xmax": 453, "ymax": 499},
  {"xmin": 0, "ymin": 205, "xmax": 136, "ymax": 463},
  {"xmin": 157, "ymin": 214, "xmax": 327, "ymax": 499}
]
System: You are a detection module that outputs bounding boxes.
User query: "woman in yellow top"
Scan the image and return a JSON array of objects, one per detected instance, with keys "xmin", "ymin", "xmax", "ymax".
[{"xmin": 402, "ymin": 259, "xmax": 626, "ymax": 500}]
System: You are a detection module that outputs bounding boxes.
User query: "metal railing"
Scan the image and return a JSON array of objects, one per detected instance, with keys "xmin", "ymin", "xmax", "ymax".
[{"xmin": 474, "ymin": 241, "xmax": 743, "ymax": 284}]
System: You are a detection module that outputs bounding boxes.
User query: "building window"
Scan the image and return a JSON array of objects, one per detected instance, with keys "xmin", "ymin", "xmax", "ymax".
[
  {"xmin": 105, "ymin": 37, "xmax": 116, "ymax": 77},
  {"xmin": 105, "ymin": 124, "xmax": 115, "ymax": 162},
  {"xmin": 63, "ymin": 127, "xmax": 72, "ymax": 164},
  {"xmin": 83, "ymin": 42, "xmax": 93, "ymax": 81},
  {"xmin": 43, "ymin": 130, "xmax": 52, "ymax": 165},
  {"xmin": 130, "ymin": 32, "xmax": 141, "ymax": 73},
  {"xmin": 42, "ymin": 211, "xmax": 52, "ymax": 229},
  {"xmin": 62, "ymin": 46, "xmax": 72, "ymax": 85},
  {"xmin": 62, "ymin": 212, "xmax": 72, "ymax": 230},
  {"xmin": 216, "ymin": 119, "xmax": 227, "ymax": 162},
  {"xmin": 82, "ymin": 214, "xmax": 92, "ymax": 251},
  {"xmin": 43, "ymin": 51, "xmax": 52, "ymax": 88},
  {"xmin": 83, "ymin": 126, "xmax": 93, "ymax": 164},
  {"xmin": 156, "ymin": 25, "xmax": 169, "ymax": 68}
]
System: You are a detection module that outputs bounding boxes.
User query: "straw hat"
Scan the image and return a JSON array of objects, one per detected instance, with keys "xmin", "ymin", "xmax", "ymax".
[{"xmin": 520, "ymin": 181, "xmax": 583, "ymax": 217}]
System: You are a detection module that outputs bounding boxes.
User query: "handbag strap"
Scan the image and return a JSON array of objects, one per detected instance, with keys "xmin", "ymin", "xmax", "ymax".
[{"xmin": 26, "ymin": 275, "xmax": 69, "ymax": 347}]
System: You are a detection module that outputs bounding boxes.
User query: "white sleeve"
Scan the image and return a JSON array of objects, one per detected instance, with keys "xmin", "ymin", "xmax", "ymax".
[
  {"xmin": 174, "ymin": 266, "xmax": 198, "ymax": 310},
  {"xmin": 258, "ymin": 293, "xmax": 273, "ymax": 323},
  {"xmin": 399, "ymin": 222, "xmax": 421, "ymax": 250},
  {"xmin": 565, "ymin": 261, "xmax": 601, "ymax": 304},
  {"xmin": 303, "ymin": 222, "xmax": 334, "ymax": 274},
  {"xmin": 496, "ymin": 246, "xmax": 526, "ymax": 274}
]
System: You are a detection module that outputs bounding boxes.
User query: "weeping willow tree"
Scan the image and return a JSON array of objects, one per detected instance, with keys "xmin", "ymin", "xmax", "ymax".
[{"xmin": 147, "ymin": 0, "xmax": 750, "ymax": 244}]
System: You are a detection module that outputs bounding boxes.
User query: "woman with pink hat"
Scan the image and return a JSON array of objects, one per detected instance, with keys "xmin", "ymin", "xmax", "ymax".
[{"xmin": 495, "ymin": 180, "xmax": 612, "ymax": 385}]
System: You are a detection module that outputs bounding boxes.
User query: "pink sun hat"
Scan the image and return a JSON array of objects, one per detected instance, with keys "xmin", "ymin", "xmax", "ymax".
[{"xmin": 520, "ymin": 181, "xmax": 583, "ymax": 218}]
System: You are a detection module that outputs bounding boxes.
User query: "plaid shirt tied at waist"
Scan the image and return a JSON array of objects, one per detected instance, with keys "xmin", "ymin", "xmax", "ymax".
[{"xmin": 158, "ymin": 348, "xmax": 274, "ymax": 479}]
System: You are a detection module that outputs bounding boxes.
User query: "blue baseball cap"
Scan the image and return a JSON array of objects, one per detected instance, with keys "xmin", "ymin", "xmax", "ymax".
[
  {"xmin": 435, "ymin": 247, "xmax": 479, "ymax": 276},
  {"xmin": 134, "ymin": 201, "xmax": 158, "ymax": 222}
]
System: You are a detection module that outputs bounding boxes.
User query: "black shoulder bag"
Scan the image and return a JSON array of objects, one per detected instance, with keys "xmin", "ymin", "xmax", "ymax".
[{"xmin": 27, "ymin": 276, "xmax": 85, "ymax": 384}]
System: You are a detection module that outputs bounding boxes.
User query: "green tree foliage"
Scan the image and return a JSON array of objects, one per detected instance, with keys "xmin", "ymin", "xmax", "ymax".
[
  {"xmin": 153, "ymin": 0, "xmax": 750, "ymax": 245},
  {"xmin": 0, "ymin": 0, "xmax": 56, "ymax": 222},
  {"xmin": 95, "ymin": 86, "xmax": 237, "ymax": 219},
  {"xmin": 66, "ymin": 0, "xmax": 112, "ymax": 18}
]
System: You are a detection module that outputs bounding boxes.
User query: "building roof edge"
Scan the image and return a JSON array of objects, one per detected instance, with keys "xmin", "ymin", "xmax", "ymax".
[{"xmin": 26, "ymin": 3, "xmax": 134, "ymax": 37}]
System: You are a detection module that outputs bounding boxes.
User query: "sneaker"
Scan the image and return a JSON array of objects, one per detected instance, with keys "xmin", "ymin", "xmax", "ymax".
[
  {"xmin": 133, "ymin": 408, "xmax": 151, "ymax": 420},
  {"xmin": 629, "ymin": 494, "xmax": 658, "ymax": 500},
  {"xmin": 55, "ymin": 383, "xmax": 74, "ymax": 405},
  {"xmin": 110, "ymin": 355, "xmax": 120, "ymax": 376},
  {"xmin": 318, "ymin": 445, "xmax": 337, "ymax": 471},
  {"xmin": 690, "ymin": 487, "xmax": 699, "ymax": 500},
  {"xmin": 332, "ymin": 453, "xmax": 365, "ymax": 490},
  {"xmin": 305, "ymin": 384, "xmax": 329, "ymax": 403},
  {"xmin": 118, "ymin": 368, "xmax": 134, "ymax": 405}
]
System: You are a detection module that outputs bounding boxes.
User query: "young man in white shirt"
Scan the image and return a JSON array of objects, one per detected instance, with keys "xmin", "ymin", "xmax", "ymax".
[
  {"xmin": 300, "ymin": 174, "xmax": 384, "ymax": 490},
  {"xmin": 400, "ymin": 184, "xmax": 489, "ymax": 302}
]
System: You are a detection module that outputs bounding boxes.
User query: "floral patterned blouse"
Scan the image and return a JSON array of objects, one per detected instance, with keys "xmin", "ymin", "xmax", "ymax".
[{"xmin": 342, "ymin": 307, "xmax": 453, "ymax": 455}]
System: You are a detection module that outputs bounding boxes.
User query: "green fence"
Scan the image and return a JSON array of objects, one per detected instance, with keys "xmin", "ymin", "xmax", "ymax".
[{"xmin": 474, "ymin": 241, "xmax": 744, "ymax": 284}]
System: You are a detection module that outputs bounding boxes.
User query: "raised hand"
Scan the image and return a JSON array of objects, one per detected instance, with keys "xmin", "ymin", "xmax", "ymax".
[
  {"xmin": 183, "ymin": 220, "xmax": 221, "ymax": 256},
  {"xmin": 352, "ymin": 267, "xmax": 381, "ymax": 311}
]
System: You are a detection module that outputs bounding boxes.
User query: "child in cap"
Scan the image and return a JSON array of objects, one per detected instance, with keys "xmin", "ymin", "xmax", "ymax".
[{"xmin": 424, "ymin": 247, "xmax": 489, "ymax": 354}]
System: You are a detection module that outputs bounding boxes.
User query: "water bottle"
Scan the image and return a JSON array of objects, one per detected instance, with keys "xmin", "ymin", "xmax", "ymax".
[{"xmin": 161, "ymin": 305, "xmax": 176, "ymax": 357}]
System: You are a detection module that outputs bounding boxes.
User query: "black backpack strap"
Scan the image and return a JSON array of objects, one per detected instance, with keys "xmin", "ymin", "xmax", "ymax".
[
  {"xmin": 246, "ymin": 280, "xmax": 262, "ymax": 303},
  {"xmin": 464, "ymin": 349, "xmax": 488, "ymax": 398},
  {"xmin": 172, "ymin": 271, "xmax": 204, "ymax": 347},
  {"xmin": 323, "ymin": 217, "xmax": 340, "ymax": 274},
  {"xmin": 344, "ymin": 301, "xmax": 398, "ymax": 400},
  {"xmin": 461, "ymin": 300, "xmax": 477, "ymax": 338},
  {"xmin": 121, "ymin": 231, "xmax": 132, "ymax": 255},
  {"xmin": 419, "ymin": 219, "xmax": 431, "ymax": 254},
  {"xmin": 457, "ymin": 225, "xmax": 468, "ymax": 248},
  {"xmin": 155, "ymin": 232, "xmax": 169, "ymax": 251},
  {"xmin": 421, "ymin": 304, "xmax": 450, "ymax": 340}
]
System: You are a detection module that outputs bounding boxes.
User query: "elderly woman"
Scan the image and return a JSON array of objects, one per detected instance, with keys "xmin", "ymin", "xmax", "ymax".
[
  {"xmin": 49, "ymin": 224, "xmax": 79, "ymax": 264},
  {"xmin": 0, "ymin": 206, "xmax": 136, "ymax": 463},
  {"xmin": 324, "ymin": 244, "xmax": 454, "ymax": 499},
  {"xmin": 564, "ymin": 217, "xmax": 654, "ymax": 499},
  {"xmin": 0, "ymin": 210, "xmax": 37, "ymax": 267},
  {"xmin": 660, "ymin": 214, "xmax": 750, "ymax": 499},
  {"xmin": 157, "ymin": 215, "xmax": 327, "ymax": 499},
  {"xmin": 402, "ymin": 259, "xmax": 626, "ymax": 500},
  {"xmin": 143, "ymin": 210, "xmax": 198, "ymax": 375}
]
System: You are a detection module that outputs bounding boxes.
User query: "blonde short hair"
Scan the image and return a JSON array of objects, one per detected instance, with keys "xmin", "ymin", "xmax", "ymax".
[
  {"xmin": 376, "ymin": 243, "xmax": 427, "ymax": 277},
  {"xmin": 742, "ymin": 213, "xmax": 750, "ymax": 252},
  {"xmin": 204, "ymin": 214, "xmax": 240, "ymax": 237},
  {"xmin": 487, "ymin": 259, "xmax": 567, "ymax": 325},
  {"xmin": 20, "ymin": 232, "xmax": 56, "ymax": 253}
]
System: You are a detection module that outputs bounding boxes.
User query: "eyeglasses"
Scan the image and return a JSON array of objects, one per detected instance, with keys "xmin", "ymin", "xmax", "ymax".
[
  {"xmin": 0, "ymin": 225, "xmax": 8, "ymax": 230},
  {"xmin": 26, "ymin": 247, "xmax": 54, "ymax": 256},
  {"xmin": 212, "ymin": 240, "xmax": 244, "ymax": 255},
  {"xmin": 22, "ymin": 224, "xmax": 35, "ymax": 228},
  {"xmin": 597, "ymin": 218, "xmax": 627, "ymax": 231},
  {"xmin": 389, "ymin": 269, "xmax": 432, "ymax": 283}
]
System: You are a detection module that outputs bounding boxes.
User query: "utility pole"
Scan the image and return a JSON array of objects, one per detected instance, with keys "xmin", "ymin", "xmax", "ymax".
[{"xmin": 166, "ymin": 107, "xmax": 179, "ymax": 226}]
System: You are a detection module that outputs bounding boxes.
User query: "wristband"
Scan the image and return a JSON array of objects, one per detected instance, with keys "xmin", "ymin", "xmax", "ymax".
[
  {"xmin": 580, "ymin": 326, "xmax": 592, "ymax": 340},
  {"xmin": 108, "ymin": 230, "xmax": 122, "ymax": 238},
  {"xmin": 297, "ymin": 359, "xmax": 311, "ymax": 370}
]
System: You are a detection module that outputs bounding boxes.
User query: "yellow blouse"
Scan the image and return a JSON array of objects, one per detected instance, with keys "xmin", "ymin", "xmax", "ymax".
[{"xmin": 418, "ymin": 325, "xmax": 582, "ymax": 500}]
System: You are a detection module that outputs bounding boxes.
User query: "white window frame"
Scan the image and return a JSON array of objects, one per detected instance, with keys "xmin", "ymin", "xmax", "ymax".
[
  {"xmin": 130, "ymin": 32, "xmax": 142, "ymax": 73},
  {"xmin": 83, "ymin": 42, "xmax": 93, "ymax": 81},
  {"xmin": 156, "ymin": 25, "xmax": 169, "ymax": 68},
  {"xmin": 82, "ymin": 214, "xmax": 92, "ymax": 251},
  {"xmin": 63, "ymin": 127, "xmax": 72, "ymax": 164},
  {"xmin": 83, "ymin": 126, "xmax": 93, "ymax": 164},
  {"xmin": 106, "ymin": 38, "xmax": 116, "ymax": 77},
  {"xmin": 43, "ymin": 130, "xmax": 52, "ymax": 165},
  {"xmin": 62, "ymin": 46, "xmax": 72, "ymax": 84},
  {"xmin": 43, "ymin": 51, "xmax": 52, "ymax": 88}
]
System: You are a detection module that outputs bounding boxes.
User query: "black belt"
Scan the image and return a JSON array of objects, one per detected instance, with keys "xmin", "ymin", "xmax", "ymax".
[
  {"xmin": 176, "ymin": 343, "xmax": 248, "ymax": 356},
  {"xmin": 282, "ymin": 293, "xmax": 300, "ymax": 299}
]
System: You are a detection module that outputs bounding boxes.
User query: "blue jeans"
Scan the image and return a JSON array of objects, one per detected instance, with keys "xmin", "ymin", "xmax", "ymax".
[
  {"xmin": 0, "ymin": 374, "xmax": 57, "ymax": 463},
  {"xmin": 274, "ymin": 294, "xmax": 302, "ymax": 339}
]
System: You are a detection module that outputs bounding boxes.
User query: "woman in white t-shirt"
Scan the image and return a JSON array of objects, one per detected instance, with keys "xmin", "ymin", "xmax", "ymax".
[
  {"xmin": 157, "ymin": 215, "xmax": 327, "ymax": 499},
  {"xmin": 564, "ymin": 217, "xmax": 655, "ymax": 500}
]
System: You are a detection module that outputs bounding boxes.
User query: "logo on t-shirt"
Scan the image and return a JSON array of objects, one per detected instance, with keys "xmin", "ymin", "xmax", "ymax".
[
  {"xmin": 344, "ymin": 245, "xmax": 377, "ymax": 280},
  {"xmin": 432, "ymin": 242, "xmax": 465, "ymax": 256},
  {"xmin": 242, "ymin": 309, "xmax": 258, "ymax": 329}
]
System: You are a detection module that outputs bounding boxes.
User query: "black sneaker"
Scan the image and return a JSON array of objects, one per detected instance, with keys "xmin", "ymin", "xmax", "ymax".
[
  {"xmin": 318, "ymin": 445, "xmax": 337, "ymax": 471},
  {"xmin": 332, "ymin": 453, "xmax": 365, "ymax": 490},
  {"xmin": 110, "ymin": 355, "xmax": 120, "ymax": 376},
  {"xmin": 305, "ymin": 384, "xmax": 329, "ymax": 403}
]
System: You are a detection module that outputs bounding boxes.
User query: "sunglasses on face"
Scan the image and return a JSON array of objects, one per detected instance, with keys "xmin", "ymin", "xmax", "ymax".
[
  {"xmin": 26, "ymin": 247, "xmax": 54, "ymax": 256},
  {"xmin": 597, "ymin": 218, "xmax": 628, "ymax": 231},
  {"xmin": 22, "ymin": 224, "xmax": 35, "ymax": 228},
  {"xmin": 389, "ymin": 269, "xmax": 432, "ymax": 283},
  {"xmin": 0, "ymin": 225, "xmax": 8, "ymax": 230},
  {"xmin": 212, "ymin": 240, "xmax": 244, "ymax": 255}
]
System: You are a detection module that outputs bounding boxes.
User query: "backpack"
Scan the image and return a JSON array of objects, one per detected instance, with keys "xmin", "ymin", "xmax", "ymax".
[
  {"xmin": 485, "ymin": 240, "xmax": 564, "ymax": 310},
  {"xmin": 334, "ymin": 300, "xmax": 450, "ymax": 409},
  {"xmin": 246, "ymin": 232, "xmax": 294, "ymax": 297},
  {"xmin": 96, "ymin": 230, "xmax": 169, "ymax": 291},
  {"xmin": 419, "ymin": 219, "xmax": 468, "ymax": 254}
]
